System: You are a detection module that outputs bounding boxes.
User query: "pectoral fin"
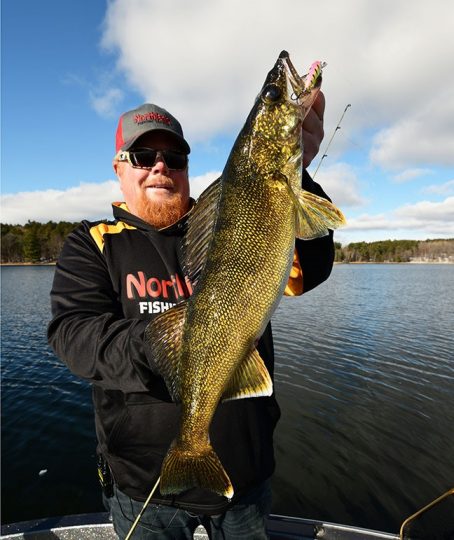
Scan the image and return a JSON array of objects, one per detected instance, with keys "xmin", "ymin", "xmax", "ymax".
[
  {"xmin": 222, "ymin": 348, "xmax": 273, "ymax": 402},
  {"xmin": 144, "ymin": 303, "xmax": 187, "ymax": 402},
  {"xmin": 286, "ymin": 185, "xmax": 347, "ymax": 239}
]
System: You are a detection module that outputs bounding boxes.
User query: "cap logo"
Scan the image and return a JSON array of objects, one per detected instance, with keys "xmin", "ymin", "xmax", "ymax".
[{"xmin": 134, "ymin": 112, "xmax": 172, "ymax": 126}]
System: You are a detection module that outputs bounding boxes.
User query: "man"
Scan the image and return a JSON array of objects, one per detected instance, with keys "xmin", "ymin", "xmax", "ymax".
[{"xmin": 48, "ymin": 99, "xmax": 333, "ymax": 539}]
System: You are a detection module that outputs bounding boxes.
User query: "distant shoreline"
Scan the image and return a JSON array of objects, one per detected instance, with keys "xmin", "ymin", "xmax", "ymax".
[
  {"xmin": 2, "ymin": 261, "xmax": 452, "ymax": 267},
  {"xmin": 1, "ymin": 262, "xmax": 57, "ymax": 266},
  {"xmin": 334, "ymin": 260, "xmax": 453, "ymax": 265}
]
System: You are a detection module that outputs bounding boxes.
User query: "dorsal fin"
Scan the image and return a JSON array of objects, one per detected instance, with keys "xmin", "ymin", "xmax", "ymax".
[{"xmin": 182, "ymin": 177, "xmax": 222, "ymax": 290}]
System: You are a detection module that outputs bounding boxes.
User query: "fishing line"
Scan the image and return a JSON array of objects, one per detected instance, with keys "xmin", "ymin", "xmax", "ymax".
[
  {"xmin": 118, "ymin": 494, "xmax": 181, "ymax": 535},
  {"xmin": 313, "ymin": 103, "xmax": 351, "ymax": 178},
  {"xmin": 125, "ymin": 475, "xmax": 161, "ymax": 539}
]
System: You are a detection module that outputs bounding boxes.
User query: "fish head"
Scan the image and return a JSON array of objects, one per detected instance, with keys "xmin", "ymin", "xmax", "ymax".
[{"xmin": 244, "ymin": 50, "xmax": 324, "ymax": 181}]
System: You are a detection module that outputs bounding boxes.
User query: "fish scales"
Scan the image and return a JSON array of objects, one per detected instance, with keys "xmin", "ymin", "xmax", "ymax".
[
  {"xmin": 180, "ymin": 178, "xmax": 294, "ymax": 416},
  {"xmin": 146, "ymin": 51, "xmax": 346, "ymax": 499}
]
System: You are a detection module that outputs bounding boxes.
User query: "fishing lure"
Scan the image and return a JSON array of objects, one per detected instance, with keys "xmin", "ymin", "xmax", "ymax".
[
  {"xmin": 304, "ymin": 61, "xmax": 326, "ymax": 92},
  {"xmin": 291, "ymin": 60, "xmax": 325, "ymax": 101}
]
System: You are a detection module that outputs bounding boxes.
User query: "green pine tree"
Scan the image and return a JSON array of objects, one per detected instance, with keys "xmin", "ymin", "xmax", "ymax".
[{"xmin": 23, "ymin": 227, "xmax": 41, "ymax": 262}]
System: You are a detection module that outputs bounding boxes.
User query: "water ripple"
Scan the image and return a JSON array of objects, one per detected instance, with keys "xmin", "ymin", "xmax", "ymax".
[
  {"xmin": 271, "ymin": 264, "xmax": 454, "ymax": 530},
  {"xmin": 1, "ymin": 264, "xmax": 453, "ymax": 529}
]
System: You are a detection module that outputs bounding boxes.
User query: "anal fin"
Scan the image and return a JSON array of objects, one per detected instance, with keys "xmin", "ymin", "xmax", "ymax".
[{"xmin": 222, "ymin": 348, "xmax": 273, "ymax": 402}]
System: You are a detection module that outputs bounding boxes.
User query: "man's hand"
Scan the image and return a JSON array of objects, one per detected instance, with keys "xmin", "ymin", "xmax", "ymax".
[{"xmin": 302, "ymin": 90, "xmax": 325, "ymax": 168}]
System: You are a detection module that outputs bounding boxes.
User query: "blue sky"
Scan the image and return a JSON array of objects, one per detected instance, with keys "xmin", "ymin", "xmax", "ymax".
[{"xmin": 2, "ymin": 0, "xmax": 453, "ymax": 244}]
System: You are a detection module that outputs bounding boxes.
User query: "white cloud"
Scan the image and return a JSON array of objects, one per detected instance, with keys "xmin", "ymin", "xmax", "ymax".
[
  {"xmin": 1, "ymin": 181, "xmax": 122, "ymax": 224},
  {"xmin": 370, "ymin": 90, "xmax": 454, "ymax": 170},
  {"xmin": 343, "ymin": 214, "xmax": 391, "ymax": 232},
  {"xmin": 0, "ymin": 173, "xmax": 220, "ymax": 224},
  {"xmin": 394, "ymin": 196, "xmax": 454, "ymax": 223},
  {"xmin": 338, "ymin": 196, "xmax": 454, "ymax": 243},
  {"xmin": 392, "ymin": 168, "xmax": 433, "ymax": 183},
  {"xmin": 423, "ymin": 179, "xmax": 454, "ymax": 195},
  {"xmin": 90, "ymin": 88, "xmax": 124, "ymax": 118},
  {"xmin": 189, "ymin": 171, "xmax": 221, "ymax": 199},
  {"xmin": 3, "ymin": 178, "xmax": 452, "ymax": 247},
  {"xmin": 311, "ymin": 162, "xmax": 366, "ymax": 208},
  {"xmin": 101, "ymin": 0, "xmax": 454, "ymax": 170},
  {"xmin": 63, "ymin": 71, "xmax": 125, "ymax": 118}
]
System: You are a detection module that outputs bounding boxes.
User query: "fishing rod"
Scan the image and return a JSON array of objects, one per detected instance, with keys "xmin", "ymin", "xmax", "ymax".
[
  {"xmin": 125, "ymin": 476, "xmax": 161, "ymax": 539},
  {"xmin": 313, "ymin": 103, "xmax": 351, "ymax": 178}
]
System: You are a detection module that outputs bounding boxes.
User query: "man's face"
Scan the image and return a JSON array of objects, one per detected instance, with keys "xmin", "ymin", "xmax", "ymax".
[{"xmin": 113, "ymin": 131, "xmax": 190, "ymax": 228}]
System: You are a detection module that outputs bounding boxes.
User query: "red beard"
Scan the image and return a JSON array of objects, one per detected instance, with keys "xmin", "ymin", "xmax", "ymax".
[{"xmin": 135, "ymin": 190, "xmax": 189, "ymax": 229}]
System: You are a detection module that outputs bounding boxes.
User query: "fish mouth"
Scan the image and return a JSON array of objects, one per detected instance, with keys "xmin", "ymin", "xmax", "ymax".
[
  {"xmin": 279, "ymin": 52, "xmax": 305, "ymax": 102},
  {"xmin": 279, "ymin": 51, "xmax": 324, "ymax": 107}
]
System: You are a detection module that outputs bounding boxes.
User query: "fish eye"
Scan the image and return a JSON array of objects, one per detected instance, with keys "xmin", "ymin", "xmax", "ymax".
[{"xmin": 262, "ymin": 84, "xmax": 282, "ymax": 103}]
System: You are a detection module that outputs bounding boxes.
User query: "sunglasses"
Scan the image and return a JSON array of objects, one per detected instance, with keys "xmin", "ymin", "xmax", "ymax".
[{"xmin": 115, "ymin": 148, "xmax": 188, "ymax": 171}]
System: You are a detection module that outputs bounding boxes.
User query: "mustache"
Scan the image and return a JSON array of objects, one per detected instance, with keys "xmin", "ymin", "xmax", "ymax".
[{"xmin": 143, "ymin": 174, "xmax": 174, "ymax": 189}]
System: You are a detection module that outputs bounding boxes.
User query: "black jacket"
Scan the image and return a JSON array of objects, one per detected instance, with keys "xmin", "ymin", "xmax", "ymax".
[{"xmin": 48, "ymin": 171, "xmax": 334, "ymax": 514}]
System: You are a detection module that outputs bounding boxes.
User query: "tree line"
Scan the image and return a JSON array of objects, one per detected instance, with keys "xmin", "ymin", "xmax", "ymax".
[
  {"xmin": 334, "ymin": 239, "xmax": 454, "ymax": 263},
  {"xmin": 1, "ymin": 221, "xmax": 80, "ymax": 263},
  {"xmin": 1, "ymin": 221, "xmax": 453, "ymax": 264}
]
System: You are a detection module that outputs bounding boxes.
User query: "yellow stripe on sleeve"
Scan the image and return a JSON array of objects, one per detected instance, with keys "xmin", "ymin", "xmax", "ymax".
[
  {"xmin": 284, "ymin": 248, "xmax": 303, "ymax": 296},
  {"xmin": 89, "ymin": 221, "xmax": 136, "ymax": 253}
]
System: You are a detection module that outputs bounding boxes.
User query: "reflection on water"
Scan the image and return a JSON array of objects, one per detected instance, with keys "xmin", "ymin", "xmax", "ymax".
[{"xmin": 1, "ymin": 264, "xmax": 453, "ymax": 531}]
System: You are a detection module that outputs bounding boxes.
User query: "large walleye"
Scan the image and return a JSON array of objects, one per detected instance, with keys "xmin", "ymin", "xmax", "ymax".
[{"xmin": 146, "ymin": 50, "xmax": 346, "ymax": 499}]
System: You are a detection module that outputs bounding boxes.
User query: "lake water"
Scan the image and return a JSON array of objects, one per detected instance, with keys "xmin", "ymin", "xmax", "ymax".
[{"xmin": 1, "ymin": 264, "xmax": 453, "ymax": 532}]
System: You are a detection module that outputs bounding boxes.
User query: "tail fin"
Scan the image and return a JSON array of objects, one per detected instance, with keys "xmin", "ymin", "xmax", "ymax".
[{"xmin": 160, "ymin": 442, "xmax": 234, "ymax": 499}]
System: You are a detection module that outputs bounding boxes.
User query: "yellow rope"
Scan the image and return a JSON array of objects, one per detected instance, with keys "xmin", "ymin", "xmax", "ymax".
[{"xmin": 399, "ymin": 487, "xmax": 454, "ymax": 539}]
